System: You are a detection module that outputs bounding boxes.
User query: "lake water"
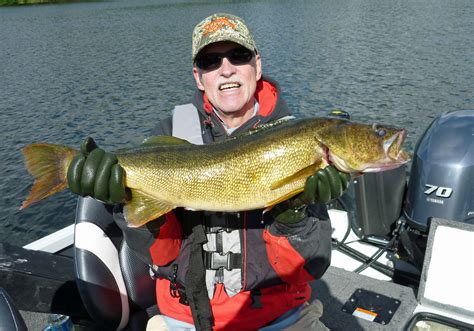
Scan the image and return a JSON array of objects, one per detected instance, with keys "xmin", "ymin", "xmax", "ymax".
[{"xmin": 1, "ymin": 0, "xmax": 473, "ymax": 246}]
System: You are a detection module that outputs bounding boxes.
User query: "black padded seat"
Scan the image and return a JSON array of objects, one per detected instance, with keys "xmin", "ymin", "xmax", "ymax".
[{"xmin": 74, "ymin": 197, "xmax": 157, "ymax": 330}]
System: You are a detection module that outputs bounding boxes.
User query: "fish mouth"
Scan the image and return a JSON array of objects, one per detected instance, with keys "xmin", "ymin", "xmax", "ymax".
[
  {"xmin": 396, "ymin": 149, "xmax": 411, "ymax": 163},
  {"xmin": 361, "ymin": 129, "xmax": 410, "ymax": 172},
  {"xmin": 353, "ymin": 129, "xmax": 411, "ymax": 173},
  {"xmin": 385, "ymin": 129, "xmax": 410, "ymax": 163},
  {"xmin": 219, "ymin": 82, "xmax": 241, "ymax": 91}
]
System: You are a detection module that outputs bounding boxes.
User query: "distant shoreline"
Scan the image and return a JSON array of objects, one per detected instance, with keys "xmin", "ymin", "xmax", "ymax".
[{"xmin": 0, "ymin": 0, "xmax": 89, "ymax": 5}]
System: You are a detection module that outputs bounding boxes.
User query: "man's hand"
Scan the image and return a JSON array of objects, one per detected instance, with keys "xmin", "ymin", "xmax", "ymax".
[
  {"xmin": 298, "ymin": 165, "xmax": 350, "ymax": 204},
  {"xmin": 275, "ymin": 166, "xmax": 350, "ymax": 224},
  {"xmin": 67, "ymin": 137, "xmax": 128, "ymax": 204}
]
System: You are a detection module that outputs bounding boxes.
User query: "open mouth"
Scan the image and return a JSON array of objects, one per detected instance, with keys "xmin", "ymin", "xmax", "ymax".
[
  {"xmin": 362, "ymin": 129, "xmax": 410, "ymax": 173},
  {"xmin": 395, "ymin": 130, "xmax": 411, "ymax": 162},
  {"xmin": 219, "ymin": 82, "xmax": 241, "ymax": 91},
  {"xmin": 384, "ymin": 129, "xmax": 409, "ymax": 161}
]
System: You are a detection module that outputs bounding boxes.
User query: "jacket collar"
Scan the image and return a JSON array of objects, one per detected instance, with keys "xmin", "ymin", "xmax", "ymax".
[{"xmin": 200, "ymin": 76, "xmax": 279, "ymax": 117}]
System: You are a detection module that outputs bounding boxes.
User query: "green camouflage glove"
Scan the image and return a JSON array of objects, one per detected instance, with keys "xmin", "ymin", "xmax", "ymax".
[
  {"xmin": 275, "ymin": 165, "xmax": 351, "ymax": 224},
  {"xmin": 67, "ymin": 137, "xmax": 128, "ymax": 204}
]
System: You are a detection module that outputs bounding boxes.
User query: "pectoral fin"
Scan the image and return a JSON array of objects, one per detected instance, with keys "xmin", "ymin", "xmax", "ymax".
[
  {"xmin": 124, "ymin": 190, "xmax": 175, "ymax": 227},
  {"xmin": 270, "ymin": 161, "xmax": 322, "ymax": 191},
  {"xmin": 264, "ymin": 161, "xmax": 325, "ymax": 213}
]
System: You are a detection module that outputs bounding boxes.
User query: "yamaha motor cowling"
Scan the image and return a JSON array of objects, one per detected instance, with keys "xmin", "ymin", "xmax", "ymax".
[{"xmin": 404, "ymin": 109, "xmax": 474, "ymax": 231}]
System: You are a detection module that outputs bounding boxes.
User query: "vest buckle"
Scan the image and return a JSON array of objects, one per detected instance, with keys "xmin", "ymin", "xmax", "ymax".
[{"xmin": 203, "ymin": 251, "xmax": 241, "ymax": 271}]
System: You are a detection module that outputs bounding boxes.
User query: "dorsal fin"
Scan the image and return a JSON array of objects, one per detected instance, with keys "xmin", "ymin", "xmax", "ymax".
[
  {"xmin": 250, "ymin": 117, "xmax": 293, "ymax": 134},
  {"xmin": 232, "ymin": 117, "xmax": 294, "ymax": 140},
  {"xmin": 142, "ymin": 135, "xmax": 192, "ymax": 146}
]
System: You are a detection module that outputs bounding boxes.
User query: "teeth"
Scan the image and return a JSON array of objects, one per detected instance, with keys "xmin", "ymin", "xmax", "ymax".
[{"xmin": 219, "ymin": 83, "xmax": 240, "ymax": 90}]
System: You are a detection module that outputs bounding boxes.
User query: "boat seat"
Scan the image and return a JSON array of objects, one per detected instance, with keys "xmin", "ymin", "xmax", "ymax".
[
  {"xmin": 74, "ymin": 197, "xmax": 158, "ymax": 330},
  {"xmin": 0, "ymin": 287, "xmax": 28, "ymax": 331}
]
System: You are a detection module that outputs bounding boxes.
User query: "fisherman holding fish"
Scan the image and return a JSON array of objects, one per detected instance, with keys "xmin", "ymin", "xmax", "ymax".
[
  {"xmin": 21, "ymin": 11, "xmax": 409, "ymax": 330},
  {"xmin": 26, "ymin": 13, "xmax": 355, "ymax": 331}
]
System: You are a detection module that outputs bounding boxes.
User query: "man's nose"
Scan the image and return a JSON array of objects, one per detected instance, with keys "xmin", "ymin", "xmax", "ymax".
[{"xmin": 219, "ymin": 57, "xmax": 237, "ymax": 76}]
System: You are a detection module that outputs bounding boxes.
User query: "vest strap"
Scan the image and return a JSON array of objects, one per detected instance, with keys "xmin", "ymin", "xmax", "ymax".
[{"xmin": 185, "ymin": 222, "xmax": 214, "ymax": 330}]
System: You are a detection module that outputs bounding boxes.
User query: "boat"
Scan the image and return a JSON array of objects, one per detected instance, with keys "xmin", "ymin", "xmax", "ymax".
[{"xmin": 1, "ymin": 110, "xmax": 473, "ymax": 330}]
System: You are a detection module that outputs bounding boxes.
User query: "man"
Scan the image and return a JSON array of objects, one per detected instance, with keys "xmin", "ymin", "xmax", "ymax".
[{"xmin": 68, "ymin": 13, "xmax": 349, "ymax": 330}]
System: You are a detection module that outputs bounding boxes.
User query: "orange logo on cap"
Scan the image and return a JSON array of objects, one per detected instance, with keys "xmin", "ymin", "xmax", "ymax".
[{"xmin": 202, "ymin": 17, "xmax": 237, "ymax": 36}]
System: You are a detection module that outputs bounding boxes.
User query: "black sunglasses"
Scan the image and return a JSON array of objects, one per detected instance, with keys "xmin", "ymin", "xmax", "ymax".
[{"xmin": 194, "ymin": 47, "xmax": 255, "ymax": 71}]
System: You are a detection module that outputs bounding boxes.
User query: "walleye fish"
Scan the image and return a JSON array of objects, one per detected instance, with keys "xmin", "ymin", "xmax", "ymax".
[{"xmin": 21, "ymin": 118, "xmax": 409, "ymax": 227}]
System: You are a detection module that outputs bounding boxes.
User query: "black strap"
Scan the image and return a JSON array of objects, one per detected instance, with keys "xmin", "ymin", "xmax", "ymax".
[
  {"xmin": 216, "ymin": 231, "xmax": 223, "ymax": 252},
  {"xmin": 203, "ymin": 212, "xmax": 241, "ymax": 233},
  {"xmin": 185, "ymin": 222, "xmax": 214, "ymax": 331},
  {"xmin": 214, "ymin": 231, "xmax": 224, "ymax": 283}
]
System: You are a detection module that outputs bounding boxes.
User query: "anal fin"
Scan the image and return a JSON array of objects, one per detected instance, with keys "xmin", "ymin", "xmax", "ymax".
[
  {"xmin": 263, "ymin": 188, "xmax": 305, "ymax": 213},
  {"xmin": 124, "ymin": 189, "xmax": 175, "ymax": 228}
]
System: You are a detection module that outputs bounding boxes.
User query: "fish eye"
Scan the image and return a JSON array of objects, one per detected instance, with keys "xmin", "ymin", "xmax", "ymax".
[
  {"xmin": 372, "ymin": 124, "xmax": 387, "ymax": 137},
  {"xmin": 376, "ymin": 128, "xmax": 386, "ymax": 137}
]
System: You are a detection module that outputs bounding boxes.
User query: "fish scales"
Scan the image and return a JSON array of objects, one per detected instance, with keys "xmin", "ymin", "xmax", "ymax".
[{"xmin": 116, "ymin": 119, "xmax": 325, "ymax": 212}]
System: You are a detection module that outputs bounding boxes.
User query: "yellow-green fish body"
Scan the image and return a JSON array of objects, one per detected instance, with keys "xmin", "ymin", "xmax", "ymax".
[
  {"xmin": 118, "ymin": 121, "xmax": 323, "ymax": 219},
  {"xmin": 21, "ymin": 118, "xmax": 409, "ymax": 227}
]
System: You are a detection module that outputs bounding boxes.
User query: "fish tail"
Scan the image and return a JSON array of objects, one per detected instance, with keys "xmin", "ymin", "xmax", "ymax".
[{"xmin": 20, "ymin": 143, "xmax": 78, "ymax": 210}]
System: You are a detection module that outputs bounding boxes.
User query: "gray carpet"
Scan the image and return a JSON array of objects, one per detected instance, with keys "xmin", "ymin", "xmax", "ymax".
[
  {"xmin": 311, "ymin": 266, "xmax": 418, "ymax": 330},
  {"xmin": 20, "ymin": 310, "xmax": 50, "ymax": 330}
]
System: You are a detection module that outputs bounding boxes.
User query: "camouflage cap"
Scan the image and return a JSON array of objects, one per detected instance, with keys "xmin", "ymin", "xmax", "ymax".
[{"xmin": 192, "ymin": 13, "xmax": 257, "ymax": 62}]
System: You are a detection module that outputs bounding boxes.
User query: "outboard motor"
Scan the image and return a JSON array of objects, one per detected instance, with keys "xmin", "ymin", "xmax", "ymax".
[
  {"xmin": 394, "ymin": 110, "xmax": 474, "ymax": 282},
  {"xmin": 404, "ymin": 109, "xmax": 474, "ymax": 230}
]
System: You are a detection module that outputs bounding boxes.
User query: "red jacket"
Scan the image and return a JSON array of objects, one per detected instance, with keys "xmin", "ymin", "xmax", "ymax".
[{"xmin": 149, "ymin": 77, "xmax": 331, "ymax": 330}]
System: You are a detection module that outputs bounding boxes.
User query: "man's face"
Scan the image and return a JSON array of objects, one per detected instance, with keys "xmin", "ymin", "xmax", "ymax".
[{"xmin": 193, "ymin": 41, "xmax": 262, "ymax": 116}]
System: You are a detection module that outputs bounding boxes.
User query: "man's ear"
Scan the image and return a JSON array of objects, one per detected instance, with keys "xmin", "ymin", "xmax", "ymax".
[
  {"xmin": 255, "ymin": 53, "xmax": 262, "ymax": 81},
  {"xmin": 193, "ymin": 67, "xmax": 205, "ymax": 91}
]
